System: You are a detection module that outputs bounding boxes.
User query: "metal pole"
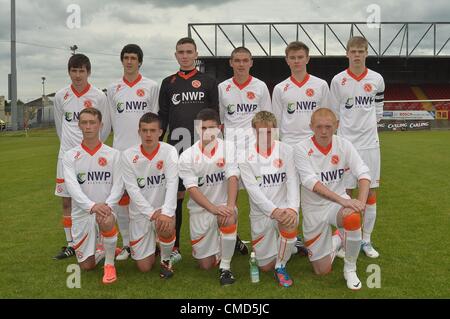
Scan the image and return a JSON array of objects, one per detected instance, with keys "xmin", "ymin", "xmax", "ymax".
[{"xmin": 11, "ymin": 0, "xmax": 18, "ymax": 131}]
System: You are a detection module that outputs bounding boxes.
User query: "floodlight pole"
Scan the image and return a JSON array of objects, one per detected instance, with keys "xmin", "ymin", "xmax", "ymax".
[{"xmin": 10, "ymin": 0, "xmax": 18, "ymax": 131}]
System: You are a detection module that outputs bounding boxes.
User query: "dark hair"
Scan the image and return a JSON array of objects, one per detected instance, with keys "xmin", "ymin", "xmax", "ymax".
[
  {"xmin": 285, "ymin": 41, "xmax": 310, "ymax": 57},
  {"xmin": 121, "ymin": 44, "xmax": 143, "ymax": 64},
  {"xmin": 68, "ymin": 54, "xmax": 91, "ymax": 72},
  {"xmin": 230, "ymin": 46, "xmax": 252, "ymax": 59},
  {"xmin": 196, "ymin": 108, "xmax": 220, "ymax": 125},
  {"xmin": 79, "ymin": 107, "xmax": 102, "ymax": 122},
  {"xmin": 176, "ymin": 37, "xmax": 197, "ymax": 51},
  {"xmin": 139, "ymin": 112, "xmax": 161, "ymax": 128}
]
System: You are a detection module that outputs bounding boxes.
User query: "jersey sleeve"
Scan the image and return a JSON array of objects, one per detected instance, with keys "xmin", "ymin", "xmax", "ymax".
[
  {"xmin": 271, "ymin": 85, "xmax": 283, "ymax": 127},
  {"xmin": 329, "ymin": 77, "xmax": 341, "ymax": 120},
  {"xmin": 285, "ymin": 147, "xmax": 300, "ymax": 213},
  {"xmin": 148, "ymin": 82, "xmax": 160, "ymax": 114},
  {"xmin": 294, "ymin": 143, "xmax": 320, "ymax": 191},
  {"xmin": 239, "ymin": 161, "xmax": 277, "ymax": 216},
  {"xmin": 344, "ymin": 139, "xmax": 371, "ymax": 182},
  {"xmin": 320, "ymin": 81, "xmax": 331, "ymax": 109},
  {"xmin": 224, "ymin": 141, "xmax": 240, "ymax": 179},
  {"xmin": 53, "ymin": 93, "xmax": 63, "ymax": 140},
  {"xmin": 62, "ymin": 152, "xmax": 95, "ymax": 213},
  {"xmin": 105, "ymin": 151, "xmax": 124, "ymax": 210},
  {"xmin": 98, "ymin": 93, "xmax": 112, "ymax": 142},
  {"xmin": 178, "ymin": 149, "xmax": 198, "ymax": 189},
  {"xmin": 375, "ymin": 77, "xmax": 385, "ymax": 122},
  {"xmin": 158, "ymin": 79, "xmax": 169, "ymax": 137},
  {"xmin": 218, "ymin": 84, "xmax": 225, "ymax": 124},
  {"xmin": 106, "ymin": 85, "xmax": 116, "ymax": 132},
  {"xmin": 120, "ymin": 152, "xmax": 156, "ymax": 219},
  {"xmin": 161, "ymin": 147, "xmax": 178, "ymax": 217},
  {"xmin": 260, "ymin": 83, "xmax": 272, "ymax": 112}
]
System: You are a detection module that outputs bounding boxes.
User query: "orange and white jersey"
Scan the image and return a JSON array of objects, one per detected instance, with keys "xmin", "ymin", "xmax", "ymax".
[
  {"xmin": 178, "ymin": 139, "xmax": 240, "ymax": 215},
  {"xmin": 218, "ymin": 76, "xmax": 271, "ymax": 133},
  {"xmin": 54, "ymin": 84, "xmax": 111, "ymax": 158},
  {"xmin": 294, "ymin": 135, "xmax": 371, "ymax": 208},
  {"xmin": 238, "ymin": 141, "xmax": 299, "ymax": 217},
  {"xmin": 107, "ymin": 74, "xmax": 159, "ymax": 151},
  {"xmin": 121, "ymin": 142, "xmax": 178, "ymax": 220},
  {"xmin": 330, "ymin": 68, "xmax": 385, "ymax": 150},
  {"xmin": 272, "ymin": 74, "xmax": 330, "ymax": 146},
  {"xmin": 62, "ymin": 143, "xmax": 123, "ymax": 221}
]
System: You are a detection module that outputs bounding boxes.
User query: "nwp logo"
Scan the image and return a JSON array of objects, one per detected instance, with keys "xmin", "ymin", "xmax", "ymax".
[
  {"xmin": 287, "ymin": 101, "xmax": 317, "ymax": 114},
  {"xmin": 137, "ymin": 174, "xmax": 166, "ymax": 188},
  {"xmin": 198, "ymin": 172, "xmax": 225, "ymax": 187},
  {"xmin": 172, "ymin": 92, "xmax": 205, "ymax": 106},
  {"xmin": 77, "ymin": 171, "xmax": 112, "ymax": 184},
  {"xmin": 65, "ymin": 111, "xmax": 80, "ymax": 122},
  {"xmin": 227, "ymin": 104, "xmax": 257, "ymax": 115},
  {"xmin": 256, "ymin": 173, "xmax": 286, "ymax": 187},
  {"xmin": 320, "ymin": 169, "xmax": 345, "ymax": 183},
  {"xmin": 345, "ymin": 96, "xmax": 374, "ymax": 109},
  {"xmin": 117, "ymin": 101, "xmax": 148, "ymax": 113}
]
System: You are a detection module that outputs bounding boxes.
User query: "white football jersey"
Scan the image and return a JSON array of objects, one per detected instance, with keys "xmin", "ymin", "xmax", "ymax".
[
  {"xmin": 294, "ymin": 135, "xmax": 371, "ymax": 208},
  {"xmin": 107, "ymin": 74, "xmax": 159, "ymax": 151},
  {"xmin": 330, "ymin": 68, "xmax": 385, "ymax": 150},
  {"xmin": 63, "ymin": 143, "xmax": 123, "ymax": 220},
  {"xmin": 178, "ymin": 139, "xmax": 240, "ymax": 215},
  {"xmin": 272, "ymin": 74, "xmax": 330, "ymax": 146},
  {"xmin": 121, "ymin": 142, "xmax": 178, "ymax": 219},
  {"xmin": 238, "ymin": 141, "xmax": 299, "ymax": 217},
  {"xmin": 54, "ymin": 84, "xmax": 111, "ymax": 158},
  {"xmin": 218, "ymin": 76, "xmax": 271, "ymax": 141}
]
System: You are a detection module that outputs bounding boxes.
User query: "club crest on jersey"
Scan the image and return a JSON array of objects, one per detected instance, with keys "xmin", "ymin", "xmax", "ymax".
[
  {"xmin": 63, "ymin": 91, "xmax": 70, "ymax": 100},
  {"xmin": 306, "ymin": 88, "xmax": 315, "ymax": 97},
  {"xmin": 84, "ymin": 100, "xmax": 92, "ymax": 108},
  {"xmin": 247, "ymin": 91, "xmax": 255, "ymax": 100},
  {"xmin": 132, "ymin": 155, "xmax": 139, "ymax": 163},
  {"xmin": 192, "ymin": 80, "xmax": 201, "ymax": 88},
  {"xmin": 364, "ymin": 83, "xmax": 373, "ymax": 93},
  {"xmin": 156, "ymin": 160, "xmax": 164, "ymax": 170},
  {"xmin": 273, "ymin": 158, "xmax": 283, "ymax": 168},
  {"xmin": 136, "ymin": 89, "xmax": 145, "ymax": 97},
  {"xmin": 216, "ymin": 158, "xmax": 225, "ymax": 168},
  {"xmin": 331, "ymin": 155, "xmax": 339, "ymax": 165},
  {"xmin": 98, "ymin": 157, "xmax": 107, "ymax": 167},
  {"xmin": 341, "ymin": 78, "xmax": 347, "ymax": 86}
]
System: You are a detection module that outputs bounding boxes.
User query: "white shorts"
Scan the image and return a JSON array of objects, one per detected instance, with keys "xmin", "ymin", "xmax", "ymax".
[
  {"xmin": 129, "ymin": 217, "xmax": 157, "ymax": 260},
  {"xmin": 189, "ymin": 212, "xmax": 220, "ymax": 260},
  {"xmin": 72, "ymin": 215, "xmax": 99, "ymax": 263},
  {"xmin": 301, "ymin": 202, "xmax": 342, "ymax": 262},
  {"xmin": 344, "ymin": 148, "xmax": 380, "ymax": 189},
  {"xmin": 55, "ymin": 158, "xmax": 70, "ymax": 197},
  {"xmin": 250, "ymin": 213, "xmax": 299, "ymax": 267}
]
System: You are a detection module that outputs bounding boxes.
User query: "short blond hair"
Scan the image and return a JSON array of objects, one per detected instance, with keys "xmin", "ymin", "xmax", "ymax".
[
  {"xmin": 347, "ymin": 36, "xmax": 368, "ymax": 51},
  {"xmin": 252, "ymin": 111, "xmax": 277, "ymax": 128},
  {"xmin": 311, "ymin": 108, "xmax": 337, "ymax": 125}
]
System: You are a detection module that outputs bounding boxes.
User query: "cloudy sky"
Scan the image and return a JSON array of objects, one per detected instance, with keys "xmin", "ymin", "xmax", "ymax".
[{"xmin": 0, "ymin": 0, "xmax": 449, "ymax": 101}]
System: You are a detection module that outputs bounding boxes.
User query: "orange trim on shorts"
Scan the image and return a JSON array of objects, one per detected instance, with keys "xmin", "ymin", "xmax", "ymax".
[
  {"xmin": 305, "ymin": 233, "xmax": 321, "ymax": 247},
  {"xmin": 367, "ymin": 195, "xmax": 377, "ymax": 205},
  {"xmin": 62, "ymin": 216, "xmax": 72, "ymax": 228},
  {"xmin": 191, "ymin": 235, "xmax": 205, "ymax": 246},
  {"xmin": 56, "ymin": 178, "xmax": 64, "ymax": 184},
  {"xmin": 280, "ymin": 229, "xmax": 298, "ymax": 239},
  {"xmin": 343, "ymin": 213, "xmax": 361, "ymax": 231},
  {"xmin": 158, "ymin": 234, "xmax": 176, "ymax": 243},
  {"xmin": 73, "ymin": 233, "xmax": 88, "ymax": 250},
  {"xmin": 219, "ymin": 223, "xmax": 237, "ymax": 234},
  {"xmin": 251, "ymin": 235, "xmax": 264, "ymax": 247},
  {"xmin": 118, "ymin": 194, "xmax": 130, "ymax": 206},
  {"xmin": 130, "ymin": 236, "xmax": 144, "ymax": 247},
  {"xmin": 101, "ymin": 226, "xmax": 118, "ymax": 238}
]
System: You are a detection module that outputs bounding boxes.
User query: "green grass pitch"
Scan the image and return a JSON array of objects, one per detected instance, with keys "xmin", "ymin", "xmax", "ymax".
[{"xmin": 0, "ymin": 129, "xmax": 449, "ymax": 298}]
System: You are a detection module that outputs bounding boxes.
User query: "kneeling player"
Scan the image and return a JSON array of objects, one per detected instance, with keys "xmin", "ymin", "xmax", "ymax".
[
  {"xmin": 121, "ymin": 112, "xmax": 178, "ymax": 278},
  {"xmin": 239, "ymin": 111, "xmax": 299, "ymax": 288},
  {"xmin": 294, "ymin": 108, "xmax": 370, "ymax": 290},
  {"xmin": 178, "ymin": 109, "xmax": 239, "ymax": 286},
  {"xmin": 62, "ymin": 108, "xmax": 122, "ymax": 284}
]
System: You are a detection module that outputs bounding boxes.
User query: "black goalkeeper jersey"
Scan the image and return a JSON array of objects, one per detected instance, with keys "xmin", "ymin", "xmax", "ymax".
[{"xmin": 158, "ymin": 69, "xmax": 219, "ymax": 150}]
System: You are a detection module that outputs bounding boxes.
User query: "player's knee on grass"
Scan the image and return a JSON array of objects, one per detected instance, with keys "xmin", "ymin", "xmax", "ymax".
[
  {"xmin": 311, "ymin": 255, "xmax": 332, "ymax": 275},
  {"xmin": 79, "ymin": 256, "xmax": 96, "ymax": 271},
  {"xmin": 136, "ymin": 255, "xmax": 156, "ymax": 273},
  {"xmin": 155, "ymin": 216, "xmax": 176, "ymax": 238},
  {"xmin": 342, "ymin": 212, "xmax": 361, "ymax": 231},
  {"xmin": 198, "ymin": 255, "xmax": 216, "ymax": 270},
  {"xmin": 98, "ymin": 214, "xmax": 116, "ymax": 233}
]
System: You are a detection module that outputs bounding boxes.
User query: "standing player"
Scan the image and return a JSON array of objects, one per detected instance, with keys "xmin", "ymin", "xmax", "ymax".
[
  {"xmin": 121, "ymin": 113, "xmax": 178, "ymax": 278},
  {"xmin": 158, "ymin": 37, "xmax": 219, "ymax": 263},
  {"xmin": 294, "ymin": 108, "xmax": 370, "ymax": 290},
  {"xmin": 218, "ymin": 46, "xmax": 272, "ymax": 255},
  {"xmin": 107, "ymin": 44, "xmax": 159, "ymax": 261},
  {"xmin": 63, "ymin": 107, "xmax": 122, "ymax": 284},
  {"xmin": 239, "ymin": 111, "xmax": 299, "ymax": 288},
  {"xmin": 272, "ymin": 41, "xmax": 330, "ymax": 147},
  {"xmin": 329, "ymin": 36, "xmax": 384, "ymax": 258},
  {"xmin": 178, "ymin": 109, "xmax": 239, "ymax": 285},
  {"xmin": 53, "ymin": 54, "xmax": 111, "ymax": 260}
]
